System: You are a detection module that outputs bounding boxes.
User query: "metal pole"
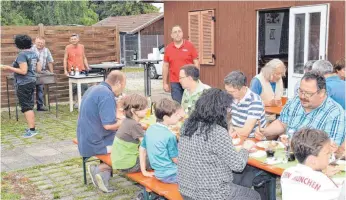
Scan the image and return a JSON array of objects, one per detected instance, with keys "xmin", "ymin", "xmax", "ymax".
[{"xmin": 6, "ymin": 77, "xmax": 11, "ymax": 119}]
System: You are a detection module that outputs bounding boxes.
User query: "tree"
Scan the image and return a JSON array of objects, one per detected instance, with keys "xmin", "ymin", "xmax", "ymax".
[{"xmin": 89, "ymin": 1, "xmax": 160, "ymax": 20}]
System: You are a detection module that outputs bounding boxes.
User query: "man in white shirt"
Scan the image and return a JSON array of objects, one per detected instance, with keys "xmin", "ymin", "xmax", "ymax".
[{"xmin": 281, "ymin": 128, "xmax": 343, "ymax": 200}]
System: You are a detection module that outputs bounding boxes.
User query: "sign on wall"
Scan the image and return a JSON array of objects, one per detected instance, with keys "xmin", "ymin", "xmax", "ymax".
[{"xmin": 265, "ymin": 12, "xmax": 284, "ymax": 55}]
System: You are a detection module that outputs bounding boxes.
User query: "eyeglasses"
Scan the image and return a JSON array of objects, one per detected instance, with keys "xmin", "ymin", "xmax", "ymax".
[
  {"xmin": 298, "ymin": 88, "xmax": 320, "ymax": 98},
  {"xmin": 179, "ymin": 76, "xmax": 188, "ymax": 80}
]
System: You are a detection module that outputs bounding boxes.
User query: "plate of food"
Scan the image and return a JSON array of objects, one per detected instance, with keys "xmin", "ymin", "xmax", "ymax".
[
  {"xmin": 256, "ymin": 140, "xmax": 285, "ymax": 149},
  {"xmin": 232, "ymin": 138, "xmax": 241, "ymax": 145},
  {"xmin": 250, "ymin": 150, "xmax": 266, "ymax": 158},
  {"xmin": 336, "ymin": 160, "xmax": 346, "ymax": 171}
]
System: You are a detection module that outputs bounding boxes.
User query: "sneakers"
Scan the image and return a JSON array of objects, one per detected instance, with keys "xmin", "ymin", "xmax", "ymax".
[
  {"xmin": 95, "ymin": 172, "xmax": 114, "ymax": 193},
  {"xmin": 22, "ymin": 129, "xmax": 38, "ymax": 138},
  {"xmin": 37, "ymin": 105, "xmax": 48, "ymax": 111},
  {"xmin": 88, "ymin": 164, "xmax": 98, "ymax": 187}
]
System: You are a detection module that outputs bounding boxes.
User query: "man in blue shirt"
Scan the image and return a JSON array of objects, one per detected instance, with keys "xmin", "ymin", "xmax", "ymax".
[
  {"xmin": 255, "ymin": 72, "xmax": 345, "ymax": 146},
  {"xmin": 77, "ymin": 71, "xmax": 126, "ymax": 193},
  {"xmin": 312, "ymin": 60, "xmax": 345, "ymax": 109}
]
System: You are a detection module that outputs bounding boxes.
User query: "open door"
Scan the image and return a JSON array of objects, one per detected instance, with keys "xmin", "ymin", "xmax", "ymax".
[{"xmin": 287, "ymin": 4, "xmax": 329, "ymax": 98}]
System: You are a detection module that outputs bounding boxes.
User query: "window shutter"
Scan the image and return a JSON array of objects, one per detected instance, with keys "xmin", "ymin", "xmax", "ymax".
[
  {"xmin": 201, "ymin": 10, "xmax": 215, "ymax": 65},
  {"xmin": 188, "ymin": 11, "xmax": 201, "ymax": 61}
]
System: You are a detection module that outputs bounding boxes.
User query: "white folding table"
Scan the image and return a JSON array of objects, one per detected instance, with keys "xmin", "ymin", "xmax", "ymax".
[{"xmin": 68, "ymin": 74, "xmax": 104, "ymax": 112}]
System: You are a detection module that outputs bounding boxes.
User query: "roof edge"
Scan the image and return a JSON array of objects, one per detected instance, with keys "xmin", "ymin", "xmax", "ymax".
[{"xmin": 127, "ymin": 12, "xmax": 164, "ymax": 34}]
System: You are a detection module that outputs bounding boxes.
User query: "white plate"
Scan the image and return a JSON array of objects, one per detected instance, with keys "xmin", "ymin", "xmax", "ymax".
[
  {"xmin": 250, "ymin": 150, "xmax": 266, "ymax": 158},
  {"xmin": 337, "ymin": 160, "xmax": 346, "ymax": 171},
  {"xmin": 232, "ymin": 138, "xmax": 241, "ymax": 145},
  {"xmin": 256, "ymin": 141, "xmax": 285, "ymax": 149}
]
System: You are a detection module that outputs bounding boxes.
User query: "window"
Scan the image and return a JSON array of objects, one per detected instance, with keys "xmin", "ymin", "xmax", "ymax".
[{"xmin": 188, "ymin": 10, "xmax": 215, "ymax": 65}]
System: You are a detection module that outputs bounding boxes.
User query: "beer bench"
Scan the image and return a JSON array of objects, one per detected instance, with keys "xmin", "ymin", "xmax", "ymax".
[
  {"xmin": 72, "ymin": 138, "xmax": 183, "ymax": 200},
  {"xmin": 6, "ymin": 73, "xmax": 58, "ymax": 120}
]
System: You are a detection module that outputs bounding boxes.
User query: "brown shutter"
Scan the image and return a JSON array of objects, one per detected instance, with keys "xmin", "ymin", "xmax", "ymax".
[
  {"xmin": 201, "ymin": 10, "xmax": 215, "ymax": 65},
  {"xmin": 188, "ymin": 11, "xmax": 201, "ymax": 61}
]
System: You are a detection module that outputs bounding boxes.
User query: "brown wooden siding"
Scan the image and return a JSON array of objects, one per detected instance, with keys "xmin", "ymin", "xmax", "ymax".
[
  {"xmin": 164, "ymin": 1, "xmax": 345, "ymax": 88},
  {"xmin": 140, "ymin": 18, "xmax": 164, "ymax": 35},
  {"xmin": 1, "ymin": 25, "xmax": 120, "ymax": 107}
]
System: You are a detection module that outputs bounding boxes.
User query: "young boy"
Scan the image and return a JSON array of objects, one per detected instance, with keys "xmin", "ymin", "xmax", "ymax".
[
  {"xmin": 281, "ymin": 128, "xmax": 342, "ymax": 200},
  {"xmin": 139, "ymin": 98, "xmax": 182, "ymax": 183}
]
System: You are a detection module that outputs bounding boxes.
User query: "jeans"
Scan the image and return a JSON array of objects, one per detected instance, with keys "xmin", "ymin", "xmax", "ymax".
[
  {"xmin": 34, "ymin": 84, "xmax": 44, "ymax": 107},
  {"xmin": 170, "ymin": 82, "xmax": 184, "ymax": 104},
  {"xmin": 160, "ymin": 173, "xmax": 177, "ymax": 184}
]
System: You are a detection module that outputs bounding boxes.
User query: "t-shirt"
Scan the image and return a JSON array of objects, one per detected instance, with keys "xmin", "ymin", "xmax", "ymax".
[
  {"xmin": 111, "ymin": 118, "xmax": 144, "ymax": 170},
  {"xmin": 77, "ymin": 82, "xmax": 117, "ymax": 157},
  {"xmin": 164, "ymin": 40, "xmax": 198, "ymax": 83},
  {"xmin": 181, "ymin": 80, "xmax": 210, "ymax": 115},
  {"xmin": 12, "ymin": 50, "xmax": 39, "ymax": 85},
  {"xmin": 326, "ymin": 76, "xmax": 345, "ymax": 109},
  {"xmin": 66, "ymin": 44, "xmax": 86, "ymax": 71},
  {"xmin": 250, "ymin": 77, "xmax": 276, "ymax": 96},
  {"xmin": 281, "ymin": 164, "xmax": 342, "ymax": 200},
  {"xmin": 230, "ymin": 88, "xmax": 266, "ymax": 137},
  {"xmin": 140, "ymin": 123, "xmax": 178, "ymax": 180}
]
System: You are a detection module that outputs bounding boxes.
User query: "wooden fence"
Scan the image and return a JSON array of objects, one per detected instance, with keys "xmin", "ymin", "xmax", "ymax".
[{"xmin": 1, "ymin": 25, "xmax": 120, "ymax": 107}]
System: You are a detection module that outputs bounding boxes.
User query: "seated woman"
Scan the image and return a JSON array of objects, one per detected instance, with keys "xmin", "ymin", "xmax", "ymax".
[
  {"xmin": 178, "ymin": 88, "xmax": 260, "ymax": 200},
  {"xmin": 250, "ymin": 59, "xmax": 286, "ymax": 107}
]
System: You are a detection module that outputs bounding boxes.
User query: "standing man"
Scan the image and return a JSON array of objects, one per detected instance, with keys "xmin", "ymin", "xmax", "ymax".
[
  {"xmin": 31, "ymin": 37, "xmax": 54, "ymax": 111},
  {"xmin": 63, "ymin": 33, "xmax": 90, "ymax": 107},
  {"xmin": 163, "ymin": 25, "xmax": 199, "ymax": 104},
  {"xmin": 78, "ymin": 71, "xmax": 126, "ymax": 193}
]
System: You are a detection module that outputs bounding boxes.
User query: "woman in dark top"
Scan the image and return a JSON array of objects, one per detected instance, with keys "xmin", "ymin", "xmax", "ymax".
[
  {"xmin": 2, "ymin": 35, "xmax": 41, "ymax": 138},
  {"xmin": 178, "ymin": 88, "xmax": 260, "ymax": 200}
]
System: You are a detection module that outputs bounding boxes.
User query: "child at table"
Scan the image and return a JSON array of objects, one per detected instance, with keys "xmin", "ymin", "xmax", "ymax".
[
  {"xmin": 281, "ymin": 128, "xmax": 342, "ymax": 200},
  {"xmin": 111, "ymin": 94, "xmax": 152, "ymax": 173},
  {"xmin": 139, "ymin": 98, "xmax": 182, "ymax": 183}
]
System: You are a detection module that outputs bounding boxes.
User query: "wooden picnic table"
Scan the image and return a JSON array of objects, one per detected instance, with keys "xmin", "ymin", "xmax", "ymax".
[{"xmin": 264, "ymin": 106, "xmax": 283, "ymax": 115}]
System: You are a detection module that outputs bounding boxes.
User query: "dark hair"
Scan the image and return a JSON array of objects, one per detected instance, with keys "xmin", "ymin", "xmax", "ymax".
[
  {"xmin": 181, "ymin": 65, "xmax": 199, "ymax": 81},
  {"xmin": 123, "ymin": 94, "xmax": 148, "ymax": 118},
  {"xmin": 291, "ymin": 128, "xmax": 330, "ymax": 164},
  {"xmin": 224, "ymin": 71, "xmax": 247, "ymax": 89},
  {"xmin": 154, "ymin": 98, "xmax": 181, "ymax": 122},
  {"xmin": 301, "ymin": 71, "xmax": 326, "ymax": 90},
  {"xmin": 14, "ymin": 34, "xmax": 32, "ymax": 49},
  {"xmin": 334, "ymin": 58, "xmax": 345, "ymax": 72},
  {"xmin": 182, "ymin": 88, "xmax": 233, "ymax": 141}
]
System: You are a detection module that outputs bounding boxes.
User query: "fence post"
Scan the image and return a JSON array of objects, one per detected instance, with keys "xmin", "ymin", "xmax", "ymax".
[
  {"xmin": 115, "ymin": 26, "xmax": 120, "ymax": 63},
  {"xmin": 38, "ymin": 23, "xmax": 44, "ymax": 37}
]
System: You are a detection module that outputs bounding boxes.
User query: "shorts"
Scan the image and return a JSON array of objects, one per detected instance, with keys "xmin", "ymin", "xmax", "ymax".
[
  {"xmin": 16, "ymin": 81, "xmax": 36, "ymax": 113},
  {"xmin": 160, "ymin": 173, "xmax": 177, "ymax": 184}
]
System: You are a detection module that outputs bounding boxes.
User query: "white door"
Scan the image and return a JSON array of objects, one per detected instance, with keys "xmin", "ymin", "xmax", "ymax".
[{"xmin": 287, "ymin": 4, "xmax": 329, "ymax": 98}]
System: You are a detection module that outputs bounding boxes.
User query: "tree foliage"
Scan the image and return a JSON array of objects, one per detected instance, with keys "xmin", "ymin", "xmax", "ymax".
[{"xmin": 0, "ymin": 0, "xmax": 159, "ymax": 26}]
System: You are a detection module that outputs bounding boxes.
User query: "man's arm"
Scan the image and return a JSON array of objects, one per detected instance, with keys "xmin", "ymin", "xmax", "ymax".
[
  {"xmin": 103, "ymin": 119, "xmax": 123, "ymax": 131},
  {"xmin": 46, "ymin": 49, "xmax": 54, "ymax": 73},
  {"xmin": 162, "ymin": 62, "xmax": 170, "ymax": 92},
  {"xmin": 233, "ymin": 118, "xmax": 257, "ymax": 138},
  {"xmin": 63, "ymin": 47, "xmax": 68, "ymax": 76},
  {"xmin": 82, "ymin": 46, "xmax": 89, "ymax": 71},
  {"xmin": 255, "ymin": 119, "xmax": 286, "ymax": 140},
  {"xmin": 193, "ymin": 59, "xmax": 200, "ymax": 69},
  {"xmin": 48, "ymin": 62, "xmax": 54, "ymax": 73}
]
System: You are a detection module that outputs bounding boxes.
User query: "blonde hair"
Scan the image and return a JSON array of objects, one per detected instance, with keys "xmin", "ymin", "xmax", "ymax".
[{"xmin": 261, "ymin": 59, "xmax": 286, "ymax": 80}]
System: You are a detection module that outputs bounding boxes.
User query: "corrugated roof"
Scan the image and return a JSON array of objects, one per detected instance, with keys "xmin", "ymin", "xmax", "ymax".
[{"xmin": 93, "ymin": 12, "xmax": 163, "ymax": 34}]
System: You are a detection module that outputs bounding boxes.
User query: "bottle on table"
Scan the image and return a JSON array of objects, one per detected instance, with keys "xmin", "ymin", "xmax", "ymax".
[
  {"xmin": 75, "ymin": 66, "xmax": 80, "ymax": 76},
  {"xmin": 70, "ymin": 66, "xmax": 75, "ymax": 76}
]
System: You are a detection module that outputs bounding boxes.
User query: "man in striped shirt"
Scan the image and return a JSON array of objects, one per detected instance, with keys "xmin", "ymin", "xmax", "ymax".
[
  {"xmin": 224, "ymin": 71, "xmax": 266, "ymax": 138},
  {"xmin": 255, "ymin": 72, "xmax": 345, "ymax": 146}
]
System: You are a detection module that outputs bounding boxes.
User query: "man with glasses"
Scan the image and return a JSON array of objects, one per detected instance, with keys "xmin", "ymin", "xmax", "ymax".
[
  {"xmin": 163, "ymin": 25, "xmax": 199, "ymax": 104},
  {"xmin": 179, "ymin": 65, "xmax": 209, "ymax": 115},
  {"xmin": 255, "ymin": 71, "xmax": 345, "ymax": 146}
]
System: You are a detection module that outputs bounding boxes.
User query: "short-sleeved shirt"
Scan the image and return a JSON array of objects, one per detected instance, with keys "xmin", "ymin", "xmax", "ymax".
[
  {"xmin": 281, "ymin": 164, "xmax": 342, "ymax": 200},
  {"xmin": 279, "ymin": 96, "xmax": 345, "ymax": 145},
  {"xmin": 66, "ymin": 44, "xmax": 86, "ymax": 71},
  {"xmin": 181, "ymin": 80, "xmax": 210, "ymax": 115},
  {"xmin": 77, "ymin": 81, "xmax": 117, "ymax": 157},
  {"xmin": 31, "ymin": 45, "xmax": 54, "ymax": 71},
  {"xmin": 164, "ymin": 40, "xmax": 198, "ymax": 83},
  {"xmin": 250, "ymin": 77, "xmax": 276, "ymax": 95},
  {"xmin": 111, "ymin": 118, "xmax": 144, "ymax": 170},
  {"xmin": 141, "ymin": 123, "xmax": 178, "ymax": 180},
  {"xmin": 326, "ymin": 75, "xmax": 345, "ymax": 109},
  {"xmin": 12, "ymin": 50, "xmax": 39, "ymax": 85},
  {"xmin": 230, "ymin": 89, "xmax": 266, "ymax": 137}
]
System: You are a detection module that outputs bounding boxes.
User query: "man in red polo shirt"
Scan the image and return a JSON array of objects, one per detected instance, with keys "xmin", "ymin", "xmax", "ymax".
[{"xmin": 163, "ymin": 25, "xmax": 199, "ymax": 103}]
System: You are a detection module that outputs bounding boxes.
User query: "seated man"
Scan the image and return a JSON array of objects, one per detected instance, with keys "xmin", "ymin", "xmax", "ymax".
[
  {"xmin": 224, "ymin": 71, "xmax": 266, "ymax": 138},
  {"xmin": 77, "ymin": 71, "xmax": 126, "ymax": 193},
  {"xmin": 281, "ymin": 128, "xmax": 342, "ymax": 200},
  {"xmin": 179, "ymin": 65, "xmax": 210, "ymax": 115},
  {"xmin": 255, "ymin": 71, "xmax": 345, "ymax": 146},
  {"xmin": 312, "ymin": 60, "xmax": 345, "ymax": 109}
]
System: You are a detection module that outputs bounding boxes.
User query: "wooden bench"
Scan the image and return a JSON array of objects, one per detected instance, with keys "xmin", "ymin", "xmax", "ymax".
[{"xmin": 72, "ymin": 138, "xmax": 183, "ymax": 200}]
